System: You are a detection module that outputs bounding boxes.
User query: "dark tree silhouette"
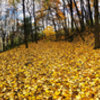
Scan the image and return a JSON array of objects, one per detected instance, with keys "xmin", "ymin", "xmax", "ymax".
[
  {"xmin": 94, "ymin": 0, "xmax": 100, "ymax": 49},
  {"xmin": 22, "ymin": 0, "xmax": 28, "ymax": 48}
]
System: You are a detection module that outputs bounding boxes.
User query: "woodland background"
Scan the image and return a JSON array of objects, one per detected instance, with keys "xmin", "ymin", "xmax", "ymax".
[{"xmin": 0, "ymin": 0, "xmax": 100, "ymax": 51}]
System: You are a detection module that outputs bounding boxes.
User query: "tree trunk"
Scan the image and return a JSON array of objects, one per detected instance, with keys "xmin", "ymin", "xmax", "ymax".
[
  {"xmin": 94, "ymin": 0, "xmax": 100, "ymax": 49},
  {"xmin": 87, "ymin": 0, "xmax": 93, "ymax": 26},
  {"xmin": 2, "ymin": 34, "xmax": 6, "ymax": 51},
  {"xmin": 73, "ymin": 0, "xmax": 85, "ymax": 32},
  {"xmin": 80, "ymin": 0, "xmax": 85, "ymax": 31},
  {"xmin": 67, "ymin": 0, "xmax": 74, "ymax": 31},
  {"xmin": 22, "ymin": 0, "xmax": 28, "ymax": 48},
  {"xmin": 83, "ymin": 6, "xmax": 89, "ymax": 25},
  {"xmin": 29, "ymin": 14, "xmax": 34, "ymax": 42},
  {"xmin": 11, "ymin": 26, "xmax": 14, "ymax": 47}
]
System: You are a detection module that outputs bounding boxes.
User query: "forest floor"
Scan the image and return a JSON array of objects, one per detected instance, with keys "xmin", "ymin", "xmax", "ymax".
[{"xmin": 0, "ymin": 34, "xmax": 100, "ymax": 100}]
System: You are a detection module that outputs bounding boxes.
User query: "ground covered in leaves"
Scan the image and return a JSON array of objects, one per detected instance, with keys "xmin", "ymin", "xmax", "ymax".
[{"xmin": 0, "ymin": 34, "xmax": 100, "ymax": 100}]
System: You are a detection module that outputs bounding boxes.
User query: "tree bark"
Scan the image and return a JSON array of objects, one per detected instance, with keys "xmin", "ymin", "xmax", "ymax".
[
  {"xmin": 67, "ymin": 0, "xmax": 74, "ymax": 31},
  {"xmin": 87, "ymin": 0, "xmax": 93, "ymax": 26},
  {"xmin": 22, "ymin": 0, "xmax": 28, "ymax": 48},
  {"xmin": 94, "ymin": 0, "xmax": 100, "ymax": 49},
  {"xmin": 73, "ymin": 0, "xmax": 85, "ymax": 32},
  {"xmin": 2, "ymin": 34, "xmax": 6, "ymax": 51},
  {"xmin": 29, "ymin": 13, "xmax": 34, "ymax": 42}
]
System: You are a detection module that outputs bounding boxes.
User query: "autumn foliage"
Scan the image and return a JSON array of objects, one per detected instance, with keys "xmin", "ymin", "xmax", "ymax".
[
  {"xmin": 0, "ymin": 34, "xmax": 100, "ymax": 99},
  {"xmin": 43, "ymin": 26, "xmax": 56, "ymax": 36}
]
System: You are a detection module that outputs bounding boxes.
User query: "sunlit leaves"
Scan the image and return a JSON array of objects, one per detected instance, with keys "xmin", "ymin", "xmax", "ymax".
[{"xmin": 43, "ymin": 26, "xmax": 56, "ymax": 36}]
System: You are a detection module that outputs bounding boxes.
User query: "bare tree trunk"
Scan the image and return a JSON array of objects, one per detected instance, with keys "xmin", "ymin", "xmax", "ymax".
[
  {"xmin": 2, "ymin": 34, "xmax": 6, "ymax": 51},
  {"xmin": 80, "ymin": 0, "xmax": 85, "ymax": 31},
  {"xmin": 83, "ymin": 6, "xmax": 89, "ymax": 25},
  {"xmin": 87, "ymin": 0, "xmax": 93, "ymax": 26},
  {"xmin": 73, "ymin": 0, "xmax": 85, "ymax": 32},
  {"xmin": 94, "ymin": 0, "xmax": 100, "ymax": 49},
  {"xmin": 11, "ymin": 26, "xmax": 14, "ymax": 47},
  {"xmin": 67, "ymin": 0, "xmax": 74, "ymax": 31},
  {"xmin": 22, "ymin": 0, "xmax": 28, "ymax": 48}
]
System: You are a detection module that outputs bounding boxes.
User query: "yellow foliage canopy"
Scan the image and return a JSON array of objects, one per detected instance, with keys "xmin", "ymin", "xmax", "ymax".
[{"xmin": 43, "ymin": 26, "xmax": 56, "ymax": 36}]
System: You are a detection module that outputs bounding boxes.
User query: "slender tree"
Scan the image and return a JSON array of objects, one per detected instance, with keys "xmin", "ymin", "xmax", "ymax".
[
  {"xmin": 67, "ymin": 0, "xmax": 74, "ymax": 31},
  {"xmin": 87, "ymin": 0, "xmax": 93, "ymax": 26},
  {"xmin": 26, "ymin": 0, "xmax": 34, "ymax": 42},
  {"xmin": 22, "ymin": 0, "xmax": 28, "ymax": 48},
  {"xmin": 94, "ymin": 0, "xmax": 100, "ymax": 49},
  {"xmin": 62, "ymin": 0, "xmax": 69, "ymax": 40}
]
